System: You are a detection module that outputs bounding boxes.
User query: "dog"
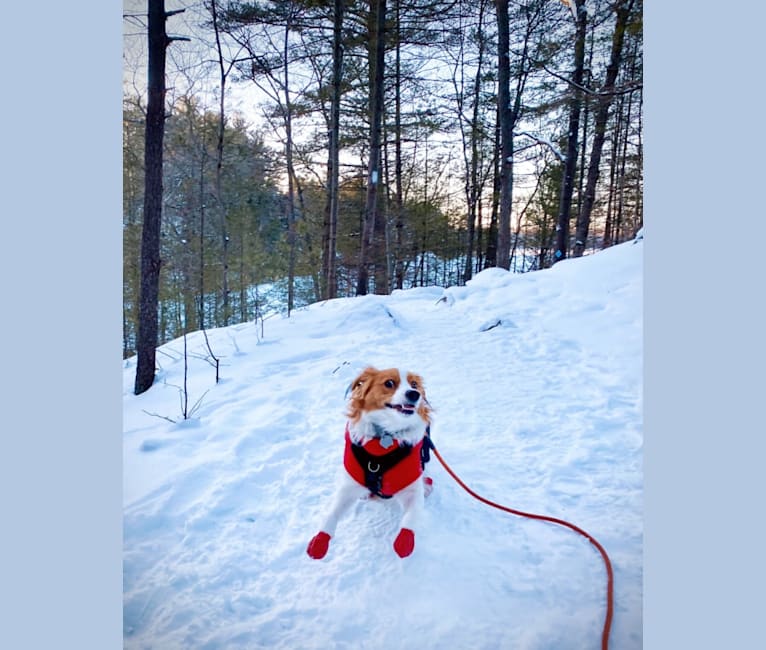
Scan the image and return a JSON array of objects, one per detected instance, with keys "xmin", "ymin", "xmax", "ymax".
[{"xmin": 306, "ymin": 366, "xmax": 433, "ymax": 559}]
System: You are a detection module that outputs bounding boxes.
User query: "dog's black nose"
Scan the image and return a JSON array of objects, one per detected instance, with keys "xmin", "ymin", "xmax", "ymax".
[{"xmin": 405, "ymin": 389, "xmax": 420, "ymax": 404}]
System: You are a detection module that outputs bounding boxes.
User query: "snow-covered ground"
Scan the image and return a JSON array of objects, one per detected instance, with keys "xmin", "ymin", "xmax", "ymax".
[{"xmin": 123, "ymin": 238, "xmax": 643, "ymax": 649}]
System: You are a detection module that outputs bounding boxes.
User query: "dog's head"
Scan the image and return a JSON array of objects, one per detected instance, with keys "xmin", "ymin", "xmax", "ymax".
[{"xmin": 346, "ymin": 366, "xmax": 431, "ymax": 444}]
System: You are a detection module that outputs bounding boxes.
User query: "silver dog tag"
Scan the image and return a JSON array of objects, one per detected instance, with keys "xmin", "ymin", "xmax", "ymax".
[{"xmin": 380, "ymin": 433, "xmax": 394, "ymax": 449}]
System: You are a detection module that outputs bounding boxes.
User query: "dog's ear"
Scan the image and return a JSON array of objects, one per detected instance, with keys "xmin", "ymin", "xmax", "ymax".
[
  {"xmin": 409, "ymin": 372, "xmax": 433, "ymax": 424},
  {"xmin": 346, "ymin": 366, "xmax": 377, "ymax": 422},
  {"xmin": 347, "ymin": 366, "xmax": 378, "ymax": 400}
]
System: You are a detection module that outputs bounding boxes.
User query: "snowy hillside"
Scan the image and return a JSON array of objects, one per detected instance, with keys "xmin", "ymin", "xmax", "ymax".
[{"xmin": 123, "ymin": 239, "xmax": 643, "ymax": 649}]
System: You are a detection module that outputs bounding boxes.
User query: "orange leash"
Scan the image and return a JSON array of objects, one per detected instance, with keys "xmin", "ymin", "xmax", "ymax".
[{"xmin": 431, "ymin": 444, "xmax": 614, "ymax": 650}]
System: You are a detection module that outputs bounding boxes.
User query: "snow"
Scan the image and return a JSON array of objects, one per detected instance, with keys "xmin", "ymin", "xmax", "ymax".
[{"xmin": 123, "ymin": 239, "xmax": 643, "ymax": 649}]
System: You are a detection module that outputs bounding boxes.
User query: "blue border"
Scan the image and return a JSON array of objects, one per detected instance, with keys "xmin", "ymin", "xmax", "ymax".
[
  {"xmin": 645, "ymin": 2, "xmax": 766, "ymax": 646},
  {"xmin": 0, "ymin": 4, "xmax": 123, "ymax": 648}
]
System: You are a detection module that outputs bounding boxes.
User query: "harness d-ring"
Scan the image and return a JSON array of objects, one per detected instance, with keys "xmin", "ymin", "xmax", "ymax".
[{"xmin": 367, "ymin": 461, "xmax": 380, "ymax": 473}]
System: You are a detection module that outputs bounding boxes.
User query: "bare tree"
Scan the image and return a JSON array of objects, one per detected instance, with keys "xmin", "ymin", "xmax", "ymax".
[
  {"xmin": 495, "ymin": 0, "xmax": 545, "ymax": 270},
  {"xmin": 448, "ymin": 0, "xmax": 490, "ymax": 283},
  {"xmin": 209, "ymin": 0, "xmax": 241, "ymax": 323},
  {"xmin": 221, "ymin": 0, "xmax": 307, "ymax": 314}
]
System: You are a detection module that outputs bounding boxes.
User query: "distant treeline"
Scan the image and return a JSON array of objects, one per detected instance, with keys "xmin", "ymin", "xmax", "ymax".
[{"xmin": 123, "ymin": 0, "xmax": 642, "ymax": 358}]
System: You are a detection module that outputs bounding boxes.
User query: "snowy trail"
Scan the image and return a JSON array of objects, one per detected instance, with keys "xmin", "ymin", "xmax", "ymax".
[{"xmin": 123, "ymin": 241, "xmax": 643, "ymax": 649}]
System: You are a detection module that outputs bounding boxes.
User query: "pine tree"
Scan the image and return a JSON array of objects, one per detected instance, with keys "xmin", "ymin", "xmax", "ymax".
[{"xmin": 135, "ymin": 0, "xmax": 171, "ymax": 395}]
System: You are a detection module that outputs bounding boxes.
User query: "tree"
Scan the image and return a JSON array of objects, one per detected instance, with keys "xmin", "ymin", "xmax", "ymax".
[
  {"xmin": 135, "ymin": 1, "xmax": 187, "ymax": 395},
  {"xmin": 209, "ymin": 0, "xmax": 239, "ymax": 324},
  {"xmin": 448, "ymin": 0, "xmax": 492, "ymax": 283},
  {"xmin": 220, "ymin": 0, "xmax": 315, "ymax": 315},
  {"xmin": 573, "ymin": 0, "xmax": 636, "ymax": 257},
  {"xmin": 493, "ymin": 0, "xmax": 550, "ymax": 270},
  {"xmin": 495, "ymin": 0, "xmax": 513, "ymax": 270},
  {"xmin": 357, "ymin": 0, "xmax": 387, "ymax": 295},
  {"xmin": 553, "ymin": 0, "xmax": 586, "ymax": 264},
  {"xmin": 123, "ymin": 99, "xmax": 145, "ymax": 358},
  {"xmin": 322, "ymin": 0, "xmax": 345, "ymax": 300}
]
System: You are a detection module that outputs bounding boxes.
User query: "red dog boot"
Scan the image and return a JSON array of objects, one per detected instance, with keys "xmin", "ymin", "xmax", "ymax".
[
  {"xmin": 423, "ymin": 476, "xmax": 434, "ymax": 498},
  {"xmin": 307, "ymin": 531, "xmax": 331, "ymax": 559},
  {"xmin": 393, "ymin": 528, "xmax": 415, "ymax": 558}
]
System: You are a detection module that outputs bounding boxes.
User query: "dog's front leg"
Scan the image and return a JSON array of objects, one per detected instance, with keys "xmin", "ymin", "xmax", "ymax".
[
  {"xmin": 391, "ymin": 479, "xmax": 425, "ymax": 558},
  {"xmin": 307, "ymin": 475, "xmax": 365, "ymax": 559}
]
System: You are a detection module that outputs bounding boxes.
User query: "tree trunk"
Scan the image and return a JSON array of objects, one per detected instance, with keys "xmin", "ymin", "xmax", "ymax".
[
  {"xmin": 495, "ymin": 0, "xmax": 512, "ymax": 270},
  {"xmin": 239, "ymin": 235, "xmax": 247, "ymax": 322},
  {"xmin": 198, "ymin": 153, "xmax": 206, "ymax": 329},
  {"xmin": 284, "ymin": 11, "xmax": 297, "ymax": 314},
  {"xmin": 496, "ymin": 0, "xmax": 534, "ymax": 270},
  {"xmin": 553, "ymin": 0, "xmax": 587, "ymax": 264},
  {"xmin": 211, "ymin": 0, "xmax": 231, "ymax": 322},
  {"xmin": 602, "ymin": 96, "xmax": 621, "ymax": 248},
  {"xmin": 394, "ymin": 0, "xmax": 405, "ymax": 291},
  {"xmin": 573, "ymin": 0, "xmax": 635, "ymax": 258},
  {"xmin": 576, "ymin": 17, "xmax": 596, "ymax": 232},
  {"xmin": 614, "ymin": 80, "xmax": 634, "ymax": 245},
  {"xmin": 484, "ymin": 107, "xmax": 500, "ymax": 269},
  {"xmin": 464, "ymin": 0, "xmax": 487, "ymax": 283},
  {"xmin": 135, "ymin": 0, "xmax": 169, "ymax": 395},
  {"xmin": 357, "ymin": 0, "xmax": 386, "ymax": 295},
  {"xmin": 634, "ymin": 79, "xmax": 643, "ymax": 235},
  {"xmin": 373, "ymin": 118, "xmax": 389, "ymax": 294},
  {"xmin": 475, "ymin": 196, "xmax": 484, "ymax": 271},
  {"xmin": 323, "ymin": 0, "xmax": 343, "ymax": 300}
]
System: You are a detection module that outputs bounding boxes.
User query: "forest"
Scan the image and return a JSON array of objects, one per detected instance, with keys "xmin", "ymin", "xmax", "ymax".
[{"xmin": 123, "ymin": 0, "xmax": 643, "ymax": 368}]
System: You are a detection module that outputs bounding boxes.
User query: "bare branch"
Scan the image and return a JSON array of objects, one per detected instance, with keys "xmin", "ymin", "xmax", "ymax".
[
  {"xmin": 141, "ymin": 409, "xmax": 177, "ymax": 424},
  {"xmin": 541, "ymin": 63, "xmax": 642, "ymax": 97},
  {"xmin": 516, "ymin": 131, "xmax": 565, "ymax": 163},
  {"xmin": 188, "ymin": 390, "xmax": 210, "ymax": 419}
]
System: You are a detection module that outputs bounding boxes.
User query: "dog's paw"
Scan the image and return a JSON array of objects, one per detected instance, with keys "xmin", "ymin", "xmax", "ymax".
[
  {"xmin": 393, "ymin": 528, "xmax": 415, "ymax": 558},
  {"xmin": 307, "ymin": 531, "xmax": 331, "ymax": 559},
  {"xmin": 424, "ymin": 476, "xmax": 434, "ymax": 498}
]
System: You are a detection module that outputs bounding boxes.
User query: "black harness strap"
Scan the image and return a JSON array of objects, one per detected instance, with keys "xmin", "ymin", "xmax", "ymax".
[
  {"xmin": 420, "ymin": 429, "xmax": 433, "ymax": 466},
  {"xmin": 349, "ymin": 442, "xmax": 413, "ymax": 499}
]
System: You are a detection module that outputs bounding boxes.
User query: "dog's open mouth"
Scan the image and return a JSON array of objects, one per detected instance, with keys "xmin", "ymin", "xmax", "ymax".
[{"xmin": 386, "ymin": 403, "xmax": 416, "ymax": 415}]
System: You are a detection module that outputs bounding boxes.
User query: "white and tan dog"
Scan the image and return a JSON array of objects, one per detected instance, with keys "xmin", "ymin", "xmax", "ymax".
[{"xmin": 307, "ymin": 366, "xmax": 433, "ymax": 559}]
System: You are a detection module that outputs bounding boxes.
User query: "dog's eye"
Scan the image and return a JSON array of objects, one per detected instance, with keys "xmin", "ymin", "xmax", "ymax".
[
  {"xmin": 410, "ymin": 381, "xmax": 418, "ymax": 389},
  {"xmin": 384, "ymin": 379, "xmax": 395, "ymax": 388}
]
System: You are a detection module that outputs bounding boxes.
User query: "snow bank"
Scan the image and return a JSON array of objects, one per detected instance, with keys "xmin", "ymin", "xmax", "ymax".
[{"xmin": 123, "ymin": 240, "xmax": 643, "ymax": 649}]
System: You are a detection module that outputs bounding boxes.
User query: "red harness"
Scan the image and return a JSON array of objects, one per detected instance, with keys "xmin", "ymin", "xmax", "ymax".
[{"xmin": 343, "ymin": 424, "xmax": 426, "ymax": 498}]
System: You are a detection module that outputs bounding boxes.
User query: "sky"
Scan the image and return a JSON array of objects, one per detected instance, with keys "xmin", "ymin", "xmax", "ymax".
[
  {"xmin": 123, "ymin": 235, "xmax": 643, "ymax": 649},
  {"xmin": 120, "ymin": 0, "xmax": 545, "ymax": 204}
]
